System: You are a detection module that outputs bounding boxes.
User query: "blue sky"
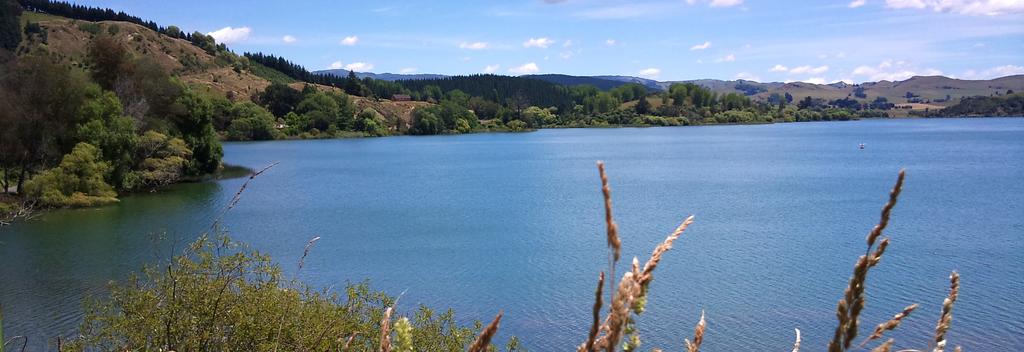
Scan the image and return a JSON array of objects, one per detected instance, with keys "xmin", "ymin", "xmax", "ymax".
[{"xmin": 76, "ymin": 0, "xmax": 1024, "ymax": 83}]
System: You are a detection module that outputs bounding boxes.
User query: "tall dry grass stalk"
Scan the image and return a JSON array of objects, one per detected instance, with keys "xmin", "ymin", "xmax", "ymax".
[
  {"xmin": 209, "ymin": 162, "xmax": 279, "ymax": 232},
  {"xmin": 828, "ymin": 170, "xmax": 905, "ymax": 352},
  {"xmin": 467, "ymin": 311, "xmax": 503, "ymax": 352},
  {"xmin": 861, "ymin": 304, "xmax": 918, "ymax": 347},
  {"xmin": 932, "ymin": 272, "xmax": 960, "ymax": 352},
  {"xmin": 379, "ymin": 304, "xmax": 394, "ymax": 352},
  {"xmin": 597, "ymin": 161, "xmax": 622, "ymax": 263},
  {"xmin": 581, "ymin": 272, "xmax": 605, "ymax": 352},
  {"xmin": 581, "ymin": 162, "xmax": 697, "ymax": 352},
  {"xmin": 870, "ymin": 339, "xmax": 894, "ymax": 352},
  {"xmin": 792, "ymin": 328, "xmax": 801, "ymax": 352},
  {"xmin": 684, "ymin": 311, "xmax": 705, "ymax": 352}
]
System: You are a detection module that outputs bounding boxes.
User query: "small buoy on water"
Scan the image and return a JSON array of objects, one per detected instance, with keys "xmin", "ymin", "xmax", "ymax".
[{"xmin": 859, "ymin": 143, "xmax": 866, "ymax": 149}]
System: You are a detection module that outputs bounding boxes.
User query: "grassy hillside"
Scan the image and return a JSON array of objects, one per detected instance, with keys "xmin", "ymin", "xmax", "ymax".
[
  {"xmin": 20, "ymin": 14, "xmax": 271, "ymax": 97},
  {"xmin": 16, "ymin": 11, "xmax": 433, "ymax": 124},
  {"xmin": 678, "ymin": 76, "xmax": 1024, "ymax": 108}
]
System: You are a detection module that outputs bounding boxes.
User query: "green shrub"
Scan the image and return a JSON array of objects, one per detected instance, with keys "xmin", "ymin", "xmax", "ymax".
[
  {"xmin": 355, "ymin": 108, "xmax": 389, "ymax": 137},
  {"xmin": 506, "ymin": 119, "xmax": 528, "ymax": 132},
  {"xmin": 128, "ymin": 131, "xmax": 192, "ymax": 189},
  {"xmin": 24, "ymin": 143, "xmax": 119, "ymax": 208},
  {"xmin": 67, "ymin": 234, "xmax": 508, "ymax": 352},
  {"xmin": 77, "ymin": 22, "xmax": 101, "ymax": 35}
]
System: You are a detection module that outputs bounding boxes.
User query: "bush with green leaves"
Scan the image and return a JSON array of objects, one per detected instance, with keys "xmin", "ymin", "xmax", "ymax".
[
  {"xmin": 23, "ymin": 143, "xmax": 118, "ymax": 208},
  {"xmin": 226, "ymin": 102, "xmax": 282, "ymax": 141},
  {"xmin": 127, "ymin": 131, "xmax": 192, "ymax": 189},
  {"xmin": 67, "ymin": 234, "xmax": 521, "ymax": 352},
  {"xmin": 356, "ymin": 108, "xmax": 390, "ymax": 137}
]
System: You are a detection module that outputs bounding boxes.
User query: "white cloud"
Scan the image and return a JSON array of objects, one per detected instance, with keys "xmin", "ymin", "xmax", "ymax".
[
  {"xmin": 639, "ymin": 68, "xmax": 661, "ymax": 78},
  {"xmin": 709, "ymin": 0, "xmax": 743, "ymax": 7},
  {"xmin": 789, "ymin": 65, "xmax": 830, "ymax": 74},
  {"xmin": 605, "ymin": 39, "xmax": 617, "ymax": 46},
  {"xmin": 399, "ymin": 67, "xmax": 417, "ymax": 74},
  {"xmin": 690, "ymin": 41, "xmax": 711, "ymax": 50},
  {"xmin": 563, "ymin": 40, "xmax": 574, "ymax": 48},
  {"xmin": 559, "ymin": 51, "xmax": 574, "ymax": 59},
  {"xmin": 770, "ymin": 64, "xmax": 789, "ymax": 72},
  {"xmin": 716, "ymin": 53, "xmax": 736, "ymax": 62},
  {"xmin": 207, "ymin": 26, "xmax": 251, "ymax": 44},
  {"xmin": 885, "ymin": 0, "xmax": 1024, "ymax": 15},
  {"xmin": 282, "ymin": 35, "xmax": 297, "ymax": 44},
  {"xmin": 483, "ymin": 64, "xmax": 501, "ymax": 74},
  {"xmin": 984, "ymin": 64, "xmax": 1024, "ymax": 77},
  {"xmin": 340, "ymin": 36, "xmax": 359, "ymax": 46},
  {"xmin": 459, "ymin": 41, "xmax": 489, "ymax": 50},
  {"xmin": 802, "ymin": 77, "xmax": 828, "ymax": 84},
  {"xmin": 735, "ymin": 72, "xmax": 761, "ymax": 81},
  {"xmin": 524, "ymin": 37, "xmax": 556, "ymax": 48},
  {"xmin": 344, "ymin": 62, "xmax": 374, "ymax": 71},
  {"xmin": 851, "ymin": 60, "xmax": 941, "ymax": 81},
  {"xmin": 508, "ymin": 62, "xmax": 540, "ymax": 74},
  {"xmin": 961, "ymin": 64, "xmax": 1024, "ymax": 79},
  {"xmin": 849, "ymin": 0, "xmax": 867, "ymax": 8},
  {"xmin": 329, "ymin": 61, "xmax": 344, "ymax": 70}
]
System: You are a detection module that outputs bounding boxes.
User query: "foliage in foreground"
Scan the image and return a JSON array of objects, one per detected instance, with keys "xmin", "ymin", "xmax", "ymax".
[
  {"xmin": 55, "ymin": 164, "xmax": 962, "ymax": 352},
  {"xmin": 67, "ymin": 234, "xmax": 518, "ymax": 352}
]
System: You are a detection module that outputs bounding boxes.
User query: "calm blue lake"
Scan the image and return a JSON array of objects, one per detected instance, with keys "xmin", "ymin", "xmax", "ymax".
[{"xmin": 2, "ymin": 118, "xmax": 1023, "ymax": 351}]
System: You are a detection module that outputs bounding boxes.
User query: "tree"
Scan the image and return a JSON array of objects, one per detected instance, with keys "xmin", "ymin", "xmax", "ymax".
[
  {"xmin": 296, "ymin": 91, "xmax": 346, "ymax": 132},
  {"xmin": 77, "ymin": 88, "xmax": 138, "ymax": 189},
  {"xmin": 635, "ymin": 96, "xmax": 652, "ymax": 115},
  {"xmin": 258, "ymin": 83, "xmax": 304, "ymax": 118},
  {"xmin": 131, "ymin": 131, "xmax": 191, "ymax": 189},
  {"xmin": 583, "ymin": 92, "xmax": 618, "ymax": 114},
  {"xmin": 0, "ymin": 52, "xmax": 90, "ymax": 193},
  {"xmin": 0, "ymin": 0, "xmax": 22, "ymax": 51},
  {"xmin": 165, "ymin": 25, "xmax": 182, "ymax": 38},
  {"xmin": 523, "ymin": 106, "xmax": 557, "ymax": 127},
  {"xmin": 344, "ymin": 70, "xmax": 364, "ymax": 96},
  {"xmin": 226, "ymin": 102, "xmax": 280, "ymax": 141},
  {"xmin": 171, "ymin": 86, "xmax": 222, "ymax": 175},
  {"xmin": 355, "ymin": 108, "xmax": 388, "ymax": 137},
  {"xmin": 23, "ymin": 143, "xmax": 118, "ymax": 207},
  {"xmin": 410, "ymin": 108, "xmax": 442, "ymax": 135},
  {"xmin": 88, "ymin": 35, "xmax": 131, "ymax": 91}
]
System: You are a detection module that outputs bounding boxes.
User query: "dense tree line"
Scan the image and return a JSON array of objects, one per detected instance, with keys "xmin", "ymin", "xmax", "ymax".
[
  {"xmin": 932, "ymin": 93, "xmax": 1024, "ymax": 117},
  {"xmin": 398, "ymin": 75, "xmax": 576, "ymax": 112}
]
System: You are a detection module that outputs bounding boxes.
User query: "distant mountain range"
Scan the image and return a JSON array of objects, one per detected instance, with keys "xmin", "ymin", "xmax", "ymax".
[{"xmin": 313, "ymin": 69, "xmax": 1024, "ymax": 107}]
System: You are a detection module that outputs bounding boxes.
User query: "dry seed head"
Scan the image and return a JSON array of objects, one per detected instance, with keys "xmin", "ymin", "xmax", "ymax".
[
  {"xmin": 581, "ymin": 272, "xmax": 605, "ymax": 352},
  {"xmin": 468, "ymin": 311, "xmax": 503, "ymax": 352},
  {"xmin": 792, "ymin": 328, "xmax": 801, "ymax": 352},
  {"xmin": 863, "ymin": 304, "xmax": 918, "ymax": 345},
  {"xmin": 866, "ymin": 169, "xmax": 904, "ymax": 248},
  {"xmin": 379, "ymin": 306, "xmax": 394, "ymax": 352},
  {"xmin": 870, "ymin": 339, "xmax": 894, "ymax": 352},
  {"xmin": 685, "ymin": 311, "xmax": 706, "ymax": 352},
  {"xmin": 597, "ymin": 161, "xmax": 622, "ymax": 262},
  {"xmin": 933, "ymin": 271, "xmax": 960, "ymax": 352},
  {"xmin": 603, "ymin": 272, "xmax": 639, "ymax": 352},
  {"xmin": 639, "ymin": 216, "xmax": 695, "ymax": 292}
]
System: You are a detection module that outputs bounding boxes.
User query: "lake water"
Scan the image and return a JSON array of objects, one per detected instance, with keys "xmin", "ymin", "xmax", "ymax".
[{"xmin": 2, "ymin": 118, "xmax": 1023, "ymax": 351}]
